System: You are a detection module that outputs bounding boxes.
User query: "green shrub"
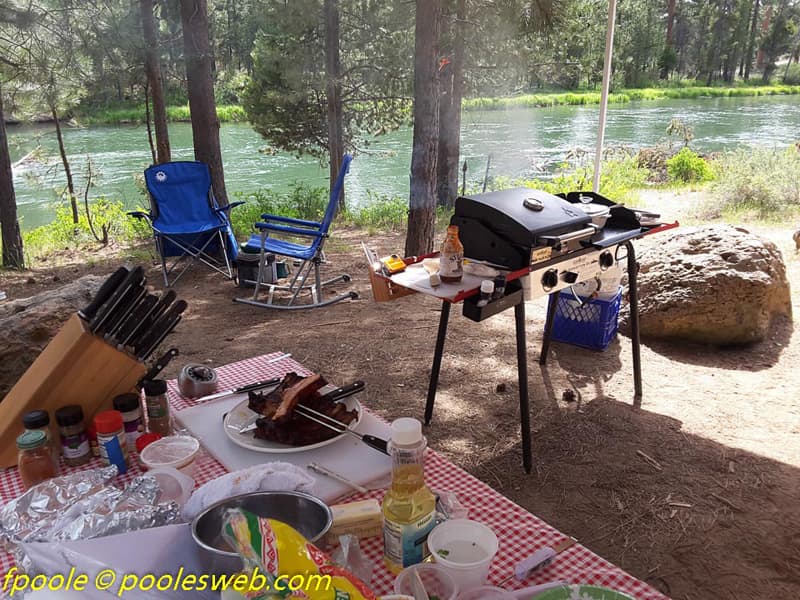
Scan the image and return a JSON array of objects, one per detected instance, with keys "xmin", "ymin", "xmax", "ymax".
[
  {"xmin": 666, "ymin": 148, "xmax": 714, "ymax": 183},
  {"xmin": 706, "ymin": 146, "xmax": 800, "ymax": 219},
  {"xmin": 230, "ymin": 183, "xmax": 328, "ymax": 239},
  {"xmin": 23, "ymin": 199, "xmax": 148, "ymax": 261},
  {"xmin": 783, "ymin": 64, "xmax": 800, "ymax": 85}
]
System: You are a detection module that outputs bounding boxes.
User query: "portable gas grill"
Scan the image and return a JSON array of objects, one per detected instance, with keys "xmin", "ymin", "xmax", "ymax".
[{"xmin": 420, "ymin": 188, "xmax": 678, "ymax": 472}]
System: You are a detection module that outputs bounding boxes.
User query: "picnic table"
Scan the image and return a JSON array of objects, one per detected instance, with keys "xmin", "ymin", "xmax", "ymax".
[{"xmin": 0, "ymin": 353, "xmax": 668, "ymax": 599}]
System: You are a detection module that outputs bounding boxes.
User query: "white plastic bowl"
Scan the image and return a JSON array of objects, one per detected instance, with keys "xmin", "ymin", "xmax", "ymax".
[
  {"xmin": 428, "ymin": 519, "xmax": 499, "ymax": 592},
  {"xmin": 140, "ymin": 435, "xmax": 200, "ymax": 477}
]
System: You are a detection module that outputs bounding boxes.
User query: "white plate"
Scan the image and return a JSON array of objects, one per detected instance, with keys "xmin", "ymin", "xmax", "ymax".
[{"xmin": 223, "ymin": 395, "xmax": 362, "ymax": 454}]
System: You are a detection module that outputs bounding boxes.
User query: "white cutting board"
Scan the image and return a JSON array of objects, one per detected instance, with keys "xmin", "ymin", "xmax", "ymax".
[{"xmin": 175, "ymin": 395, "xmax": 392, "ymax": 503}]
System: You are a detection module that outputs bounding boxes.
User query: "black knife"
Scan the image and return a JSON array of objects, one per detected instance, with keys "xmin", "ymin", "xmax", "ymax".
[
  {"xmin": 90, "ymin": 266, "xmax": 145, "ymax": 334},
  {"xmin": 323, "ymin": 380, "xmax": 365, "ymax": 402},
  {"xmin": 78, "ymin": 266, "xmax": 129, "ymax": 322},
  {"xmin": 115, "ymin": 294, "xmax": 158, "ymax": 348},
  {"xmin": 125, "ymin": 289, "xmax": 176, "ymax": 350},
  {"xmin": 102, "ymin": 283, "xmax": 147, "ymax": 340},
  {"xmin": 137, "ymin": 347, "xmax": 180, "ymax": 389},
  {"xmin": 135, "ymin": 299, "xmax": 187, "ymax": 359}
]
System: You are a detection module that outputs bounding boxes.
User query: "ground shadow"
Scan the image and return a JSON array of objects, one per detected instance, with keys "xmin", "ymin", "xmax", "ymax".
[
  {"xmin": 619, "ymin": 314, "xmax": 794, "ymax": 371},
  {"xmin": 441, "ymin": 397, "xmax": 800, "ymax": 600}
]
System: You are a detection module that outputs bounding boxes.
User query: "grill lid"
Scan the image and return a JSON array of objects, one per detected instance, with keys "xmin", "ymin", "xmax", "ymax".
[{"xmin": 453, "ymin": 188, "xmax": 592, "ymax": 247}]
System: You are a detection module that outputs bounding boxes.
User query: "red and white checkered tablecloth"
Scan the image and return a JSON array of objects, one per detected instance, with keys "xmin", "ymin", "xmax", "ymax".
[{"xmin": 0, "ymin": 353, "xmax": 668, "ymax": 599}]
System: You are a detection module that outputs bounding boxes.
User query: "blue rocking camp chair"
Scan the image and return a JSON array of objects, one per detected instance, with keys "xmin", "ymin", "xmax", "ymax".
[
  {"xmin": 131, "ymin": 161, "xmax": 243, "ymax": 287},
  {"xmin": 234, "ymin": 154, "xmax": 357, "ymax": 310}
]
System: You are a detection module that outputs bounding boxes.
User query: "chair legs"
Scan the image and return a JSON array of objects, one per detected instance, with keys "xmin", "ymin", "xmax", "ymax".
[
  {"xmin": 234, "ymin": 245, "xmax": 356, "ymax": 310},
  {"xmin": 156, "ymin": 229, "xmax": 235, "ymax": 287}
]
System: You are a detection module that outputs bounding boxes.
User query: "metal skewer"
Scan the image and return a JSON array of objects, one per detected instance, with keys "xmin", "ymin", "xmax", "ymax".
[
  {"xmin": 293, "ymin": 405, "xmax": 389, "ymax": 455},
  {"xmin": 307, "ymin": 463, "xmax": 368, "ymax": 493}
]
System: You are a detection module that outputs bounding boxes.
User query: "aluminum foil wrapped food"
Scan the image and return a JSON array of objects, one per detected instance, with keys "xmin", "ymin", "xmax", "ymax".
[{"xmin": 0, "ymin": 466, "xmax": 180, "ymax": 564}]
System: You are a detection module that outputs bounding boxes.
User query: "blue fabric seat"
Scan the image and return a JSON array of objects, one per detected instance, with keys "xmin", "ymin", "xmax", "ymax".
[
  {"xmin": 235, "ymin": 154, "xmax": 357, "ymax": 310},
  {"xmin": 130, "ymin": 161, "xmax": 243, "ymax": 286}
]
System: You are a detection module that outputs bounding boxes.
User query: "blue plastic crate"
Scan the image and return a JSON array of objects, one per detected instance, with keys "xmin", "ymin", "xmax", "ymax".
[{"xmin": 547, "ymin": 287, "xmax": 623, "ymax": 351}]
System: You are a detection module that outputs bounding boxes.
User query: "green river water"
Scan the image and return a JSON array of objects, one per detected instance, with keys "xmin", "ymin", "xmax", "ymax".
[{"xmin": 8, "ymin": 94, "xmax": 800, "ymax": 230}]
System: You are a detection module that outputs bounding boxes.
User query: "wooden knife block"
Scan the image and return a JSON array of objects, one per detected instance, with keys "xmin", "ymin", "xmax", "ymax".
[{"xmin": 0, "ymin": 314, "xmax": 146, "ymax": 468}]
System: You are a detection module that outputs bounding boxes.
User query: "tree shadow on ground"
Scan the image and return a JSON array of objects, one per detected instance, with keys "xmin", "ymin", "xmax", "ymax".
[{"xmin": 436, "ymin": 398, "xmax": 800, "ymax": 600}]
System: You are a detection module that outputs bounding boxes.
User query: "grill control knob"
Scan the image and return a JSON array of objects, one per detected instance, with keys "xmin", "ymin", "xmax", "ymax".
[
  {"xmin": 561, "ymin": 271, "xmax": 579, "ymax": 284},
  {"xmin": 541, "ymin": 269, "xmax": 559, "ymax": 291},
  {"xmin": 599, "ymin": 251, "xmax": 615, "ymax": 271}
]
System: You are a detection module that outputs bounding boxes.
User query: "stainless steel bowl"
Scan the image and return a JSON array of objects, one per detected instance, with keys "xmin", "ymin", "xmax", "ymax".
[{"xmin": 191, "ymin": 490, "xmax": 333, "ymax": 575}]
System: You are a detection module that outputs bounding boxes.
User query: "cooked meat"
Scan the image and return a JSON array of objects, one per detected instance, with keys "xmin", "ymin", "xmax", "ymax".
[
  {"xmin": 248, "ymin": 373, "xmax": 358, "ymax": 447},
  {"xmin": 272, "ymin": 374, "xmax": 324, "ymax": 423}
]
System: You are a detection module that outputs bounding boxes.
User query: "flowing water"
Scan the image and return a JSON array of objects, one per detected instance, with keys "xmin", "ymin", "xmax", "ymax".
[{"xmin": 8, "ymin": 95, "xmax": 800, "ymax": 230}]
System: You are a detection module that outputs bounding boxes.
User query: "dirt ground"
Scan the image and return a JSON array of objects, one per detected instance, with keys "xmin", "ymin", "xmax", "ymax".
[{"xmin": 2, "ymin": 190, "xmax": 799, "ymax": 600}]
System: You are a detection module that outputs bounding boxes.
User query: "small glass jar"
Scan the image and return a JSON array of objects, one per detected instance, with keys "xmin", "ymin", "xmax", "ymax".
[
  {"xmin": 113, "ymin": 393, "xmax": 144, "ymax": 451},
  {"xmin": 94, "ymin": 410, "xmax": 129, "ymax": 474},
  {"xmin": 55, "ymin": 405, "xmax": 91, "ymax": 467},
  {"xmin": 22, "ymin": 409, "xmax": 59, "ymax": 473},
  {"xmin": 143, "ymin": 380, "xmax": 171, "ymax": 436},
  {"xmin": 17, "ymin": 430, "xmax": 57, "ymax": 490}
]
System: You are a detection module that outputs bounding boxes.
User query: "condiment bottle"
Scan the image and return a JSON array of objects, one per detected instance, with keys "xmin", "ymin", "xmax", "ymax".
[
  {"xmin": 477, "ymin": 279, "xmax": 495, "ymax": 307},
  {"xmin": 54, "ymin": 405, "xmax": 91, "ymax": 467},
  {"xmin": 17, "ymin": 430, "xmax": 57, "ymax": 490},
  {"xmin": 113, "ymin": 393, "xmax": 144, "ymax": 451},
  {"xmin": 493, "ymin": 274, "xmax": 507, "ymax": 300},
  {"xmin": 382, "ymin": 418, "xmax": 437, "ymax": 574},
  {"xmin": 439, "ymin": 225, "xmax": 464, "ymax": 283},
  {"xmin": 143, "ymin": 379, "xmax": 171, "ymax": 436},
  {"xmin": 22, "ymin": 410, "xmax": 59, "ymax": 473},
  {"xmin": 94, "ymin": 410, "xmax": 129, "ymax": 474}
]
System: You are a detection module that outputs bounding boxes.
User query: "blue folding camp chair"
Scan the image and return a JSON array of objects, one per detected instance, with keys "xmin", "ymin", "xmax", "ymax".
[
  {"xmin": 234, "ymin": 154, "xmax": 357, "ymax": 310},
  {"xmin": 130, "ymin": 161, "xmax": 243, "ymax": 287}
]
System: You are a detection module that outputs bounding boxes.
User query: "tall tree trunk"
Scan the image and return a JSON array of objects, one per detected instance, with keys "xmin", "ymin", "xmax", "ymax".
[
  {"xmin": 141, "ymin": 0, "xmax": 171, "ymax": 164},
  {"xmin": 179, "ymin": 0, "xmax": 228, "ymax": 206},
  {"xmin": 744, "ymin": 0, "xmax": 761, "ymax": 80},
  {"xmin": 324, "ymin": 0, "xmax": 345, "ymax": 211},
  {"xmin": 405, "ymin": 0, "xmax": 441, "ymax": 257},
  {"xmin": 436, "ymin": 0, "xmax": 465, "ymax": 210},
  {"xmin": 0, "ymin": 85, "xmax": 24, "ymax": 269},
  {"xmin": 666, "ymin": 0, "xmax": 677, "ymax": 47},
  {"xmin": 51, "ymin": 105, "xmax": 78, "ymax": 224}
]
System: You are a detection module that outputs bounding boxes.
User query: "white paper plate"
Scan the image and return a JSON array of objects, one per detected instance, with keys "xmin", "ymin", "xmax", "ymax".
[{"xmin": 223, "ymin": 396, "xmax": 362, "ymax": 454}]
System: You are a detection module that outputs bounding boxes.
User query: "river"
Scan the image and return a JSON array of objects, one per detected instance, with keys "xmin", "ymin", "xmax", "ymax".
[{"xmin": 8, "ymin": 95, "xmax": 800, "ymax": 230}]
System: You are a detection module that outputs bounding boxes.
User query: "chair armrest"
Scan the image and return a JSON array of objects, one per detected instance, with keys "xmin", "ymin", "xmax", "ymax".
[
  {"xmin": 260, "ymin": 214, "xmax": 322, "ymax": 229},
  {"xmin": 255, "ymin": 222, "xmax": 325, "ymax": 238},
  {"xmin": 127, "ymin": 211, "xmax": 151, "ymax": 221},
  {"xmin": 216, "ymin": 201, "xmax": 246, "ymax": 213}
]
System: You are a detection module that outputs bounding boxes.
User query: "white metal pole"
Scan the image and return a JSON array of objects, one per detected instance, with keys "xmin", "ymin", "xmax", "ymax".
[{"xmin": 592, "ymin": 0, "xmax": 618, "ymax": 193}]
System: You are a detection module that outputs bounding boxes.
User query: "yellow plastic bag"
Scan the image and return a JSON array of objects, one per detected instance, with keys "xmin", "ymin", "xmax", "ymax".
[{"xmin": 222, "ymin": 508, "xmax": 378, "ymax": 600}]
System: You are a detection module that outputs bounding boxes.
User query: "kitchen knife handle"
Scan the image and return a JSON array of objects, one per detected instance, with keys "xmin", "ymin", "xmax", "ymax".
[
  {"xmin": 90, "ymin": 266, "xmax": 145, "ymax": 333},
  {"xmin": 361, "ymin": 434, "xmax": 389, "ymax": 455},
  {"xmin": 326, "ymin": 380, "xmax": 365, "ymax": 401},
  {"xmin": 237, "ymin": 377, "xmax": 282, "ymax": 394},
  {"xmin": 78, "ymin": 266, "xmax": 129, "ymax": 321}
]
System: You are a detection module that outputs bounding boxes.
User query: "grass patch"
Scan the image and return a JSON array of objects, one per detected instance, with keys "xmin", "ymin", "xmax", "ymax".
[
  {"xmin": 463, "ymin": 85, "xmax": 800, "ymax": 111},
  {"xmin": 79, "ymin": 104, "xmax": 247, "ymax": 125}
]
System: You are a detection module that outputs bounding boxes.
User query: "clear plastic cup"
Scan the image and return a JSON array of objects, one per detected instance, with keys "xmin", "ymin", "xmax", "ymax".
[
  {"xmin": 393, "ymin": 564, "xmax": 459, "ymax": 600},
  {"xmin": 457, "ymin": 586, "xmax": 515, "ymax": 600},
  {"xmin": 427, "ymin": 519, "xmax": 499, "ymax": 592}
]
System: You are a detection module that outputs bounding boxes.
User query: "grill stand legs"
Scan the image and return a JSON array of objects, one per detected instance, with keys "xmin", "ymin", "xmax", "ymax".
[
  {"xmin": 538, "ymin": 242, "xmax": 643, "ymax": 407},
  {"xmin": 424, "ymin": 297, "xmax": 533, "ymax": 474},
  {"xmin": 625, "ymin": 241, "xmax": 643, "ymax": 406}
]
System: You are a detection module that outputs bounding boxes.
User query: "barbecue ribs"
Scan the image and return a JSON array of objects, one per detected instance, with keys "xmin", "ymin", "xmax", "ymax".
[{"xmin": 247, "ymin": 372, "xmax": 358, "ymax": 446}]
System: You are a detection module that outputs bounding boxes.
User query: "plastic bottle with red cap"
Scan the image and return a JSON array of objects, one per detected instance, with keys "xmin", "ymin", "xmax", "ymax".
[{"xmin": 94, "ymin": 410, "xmax": 129, "ymax": 474}]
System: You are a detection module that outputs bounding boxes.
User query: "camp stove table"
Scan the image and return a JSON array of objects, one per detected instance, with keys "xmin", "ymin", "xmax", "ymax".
[{"xmin": 386, "ymin": 188, "xmax": 678, "ymax": 473}]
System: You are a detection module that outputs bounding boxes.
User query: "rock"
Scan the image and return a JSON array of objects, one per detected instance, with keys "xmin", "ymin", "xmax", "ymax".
[
  {"xmin": 0, "ymin": 275, "xmax": 104, "ymax": 399},
  {"xmin": 625, "ymin": 225, "xmax": 792, "ymax": 346}
]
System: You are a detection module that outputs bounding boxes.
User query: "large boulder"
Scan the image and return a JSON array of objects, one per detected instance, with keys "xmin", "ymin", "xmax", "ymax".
[
  {"xmin": 628, "ymin": 225, "xmax": 791, "ymax": 346},
  {"xmin": 0, "ymin": 275, "xmax": 103, "ymax": 399}
]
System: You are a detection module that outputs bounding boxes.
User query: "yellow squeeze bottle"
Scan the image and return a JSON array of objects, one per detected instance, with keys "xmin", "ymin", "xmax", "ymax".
[{"xmin": 382, "ymin": 418, "xmax": 437, "ymax": 574}]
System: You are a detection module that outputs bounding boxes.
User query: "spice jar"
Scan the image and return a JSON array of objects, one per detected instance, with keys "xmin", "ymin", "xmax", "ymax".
[
  {"xmin": 143, "ymin": 380, "xmax": 171, "ymax": 436},
  {"xmin": 54, "ymin": 405, "xmax": 91, "ymax": 467},
  {"xmin": 22, "ymin": 410, "xmax": 59, "ymax": 472},
  {"xmin": 17, "ymin": 430, "xmax": 57, "ymax": 490},
  {"xmin": 113, "ymin": 393, "xmax": 144, "ymax": 451},
  {"xmin": 94, "ymin": 410, "xmax": 129, "ymax": 474},
  {"xmin": 439, "ymin": 225, "xmax": 464, "ymax": 283}
]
